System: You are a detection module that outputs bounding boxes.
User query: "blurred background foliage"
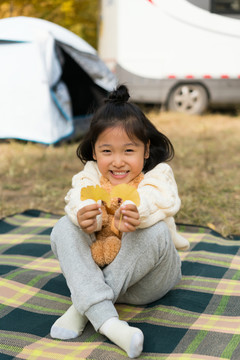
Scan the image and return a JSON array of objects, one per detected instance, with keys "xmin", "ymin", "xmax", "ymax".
[{"xmin": 0, "ymin": 0, "xmax": 99, "ymax": 48}]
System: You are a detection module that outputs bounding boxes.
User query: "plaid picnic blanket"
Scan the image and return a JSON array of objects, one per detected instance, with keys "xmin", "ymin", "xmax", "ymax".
[{"xmin": 0, "ymin": 210, "xmax": 240, "ymax": 360}]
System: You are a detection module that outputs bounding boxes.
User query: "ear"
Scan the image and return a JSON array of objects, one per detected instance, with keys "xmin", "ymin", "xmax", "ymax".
[
  {"xmin": 144, "ymin": 141, "xmax": 150, "ymax": 159},
  {"xmin": 92, "ymin": 145, "xmax": 97, "ymax": 160}
]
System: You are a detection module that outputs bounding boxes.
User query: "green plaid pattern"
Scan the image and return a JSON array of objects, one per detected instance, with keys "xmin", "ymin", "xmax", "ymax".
[{"xmin": 0, "ymin": 210, "xmax": 240, "ymax": 359}]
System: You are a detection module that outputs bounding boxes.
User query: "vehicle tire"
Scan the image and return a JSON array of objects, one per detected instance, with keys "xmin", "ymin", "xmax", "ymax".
[{"xmin": 167, "ymin": 83, "xmax": 208, "ymax": 114}]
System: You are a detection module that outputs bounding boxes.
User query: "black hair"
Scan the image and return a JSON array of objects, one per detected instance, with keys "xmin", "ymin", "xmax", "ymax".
[{"xmin": 77, "ymin": 85, "xmax": 174, "ymax": 173}]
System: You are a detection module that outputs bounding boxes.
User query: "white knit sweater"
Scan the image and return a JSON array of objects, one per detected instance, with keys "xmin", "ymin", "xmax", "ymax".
[{"xmin": 65, "ymin": 161, "xmax": 189, "ymax": 251}]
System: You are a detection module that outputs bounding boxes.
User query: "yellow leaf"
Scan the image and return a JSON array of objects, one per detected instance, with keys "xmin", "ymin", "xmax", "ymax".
[
  {"xmin": 207, "ymin": 223, "xmax": 216, "ymax": 230},
  {"xmin": 111, "ymin": 184, "xmax": 140, "ymax": 206},
  {"xmin": 81, "ymin": 185, "xmax": 111, "ymax": 206}
]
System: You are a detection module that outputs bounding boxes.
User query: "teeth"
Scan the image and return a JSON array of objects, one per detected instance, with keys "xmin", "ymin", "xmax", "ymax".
[{"xmin": 112, "ymin": 171, "xmax": 127, "ymax": 175}]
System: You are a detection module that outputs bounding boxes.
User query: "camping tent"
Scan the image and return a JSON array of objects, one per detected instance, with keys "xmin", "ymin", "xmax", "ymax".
[{"xmin": 0, "ymin": 16, "xmax": 117, "ymax": 144}]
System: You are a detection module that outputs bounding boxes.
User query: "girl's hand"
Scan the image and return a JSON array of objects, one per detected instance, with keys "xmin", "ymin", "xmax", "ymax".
[
  {"xmin": 114, "ymin": 203, "xmax": 140, "ymax": 233},
  {"xmin": 77, "ymin": 203, "xmax": 101, "ymax": 234}
]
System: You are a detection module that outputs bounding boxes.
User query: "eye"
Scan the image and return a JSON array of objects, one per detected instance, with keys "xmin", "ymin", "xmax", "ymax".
[
  {"xmin": 102, "ymin": 149, "xmax": 111, "ymax": 153},
  {"xmin": 125, "ymin": 148, "xmax": 134, "ymax": 153}
]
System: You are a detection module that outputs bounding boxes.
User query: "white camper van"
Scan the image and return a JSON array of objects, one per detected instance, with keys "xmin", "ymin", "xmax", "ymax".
[{"xmin": 99, "ymin": 0, "xmax": 240, "ymax": 114}]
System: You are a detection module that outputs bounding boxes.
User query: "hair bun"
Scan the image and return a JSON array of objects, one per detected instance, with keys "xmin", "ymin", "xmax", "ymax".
[{"xmin": 106, "ymin": 84, "xmax": 130, "ymax": 104}]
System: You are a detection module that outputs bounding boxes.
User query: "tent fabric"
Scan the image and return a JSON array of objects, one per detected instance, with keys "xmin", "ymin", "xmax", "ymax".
[{"xmin": 0, "ymin": 17, "xmax": 117, "ymax": 144}]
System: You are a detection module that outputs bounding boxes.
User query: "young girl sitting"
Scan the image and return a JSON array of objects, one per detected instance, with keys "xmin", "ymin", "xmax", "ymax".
[{"xmin": 50, "ymin": 85, "xmax": 189, "ymax": 358}]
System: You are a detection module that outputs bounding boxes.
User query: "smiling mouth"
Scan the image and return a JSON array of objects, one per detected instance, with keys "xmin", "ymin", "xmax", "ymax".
[{"xmin": 110, "ymin": 170, "xmax": 129, "ymax": 176}]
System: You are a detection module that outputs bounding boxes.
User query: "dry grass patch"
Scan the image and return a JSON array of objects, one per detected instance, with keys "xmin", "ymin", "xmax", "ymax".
[
  {"xmin": 151, "ymin": 111, "xmax": 240, "ymax": 236},
  {"xmin": 0, "ymin": 141, "xmax": 83, "ymax": 217},
  {"xmin": 0, "ymin": 111, "xmax": 239, "ymax": 237}
]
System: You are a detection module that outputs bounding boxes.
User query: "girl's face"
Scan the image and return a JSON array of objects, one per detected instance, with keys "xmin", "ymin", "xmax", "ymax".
[{"xmin": 93, "ymin": 125, "xmax": 149, "ymax": 185}]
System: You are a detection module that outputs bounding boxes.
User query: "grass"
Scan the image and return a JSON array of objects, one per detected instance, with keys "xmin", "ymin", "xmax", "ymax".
[{"xmin": 0, "ymin": 111, "xmax": 239, "ymax": 237}]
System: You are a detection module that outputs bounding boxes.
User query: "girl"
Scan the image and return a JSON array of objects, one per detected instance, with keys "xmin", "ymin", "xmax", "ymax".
[{"xmin": 50, "ymin": 85, "xmax": 189, "ymax": 358}]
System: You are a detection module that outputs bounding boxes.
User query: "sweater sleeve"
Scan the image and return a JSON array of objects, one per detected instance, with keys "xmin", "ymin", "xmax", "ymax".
[
  {"xmin": 137, "ymin": 163, "xmax": 181, "ymax": 228},
  {"xmin": 64, "ymin": 161, "xmax": 102, "ymax": 229}
]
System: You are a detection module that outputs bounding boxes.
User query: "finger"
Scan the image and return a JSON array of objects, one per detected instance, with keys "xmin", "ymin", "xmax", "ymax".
[
  {"xmin": 121, "ymin": 209, "xmax": 140, "ymax": 220},
  {"xmin": 122, "ymin": 221, "xmax": 138, "ymax": 232},
  {"xmin": 78, "ymin": 208, "xmax": 101, "ymax": 222},
  {"xmin": 80, "ymin": 218, "xmax": 96, "ymax": 228},
  {"xmin": 81, "ymin": 218, "xmax": 97, "ymax": 232},
  {"xmin": 78, "ymin": 203, "xmax": 101, "ymax": 215},
  {"xmin": 77, "ymin": 208, "xmax": 101, "ymax": 230},
  {"xmin": 121, "ymin": 204, "xmax": 138, "ymax": 212},
  {"xmin": 85, "ymin": 209, "xmax": 102, "ymax": 220},
  {"xmin": 123, "ymin": 216, "xmax": 140, "ymax": 227}
]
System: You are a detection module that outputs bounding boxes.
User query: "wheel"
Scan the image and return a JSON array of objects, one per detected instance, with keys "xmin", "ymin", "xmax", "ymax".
[{"xmin": 167, "ymin": 84, "xmax": 208, "ymax": 114}]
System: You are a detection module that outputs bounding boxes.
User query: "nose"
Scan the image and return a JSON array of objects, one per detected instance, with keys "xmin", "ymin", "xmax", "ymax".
[{"xmin": 112, "ymin": 155, "xmax": 124, "ymax": 168}]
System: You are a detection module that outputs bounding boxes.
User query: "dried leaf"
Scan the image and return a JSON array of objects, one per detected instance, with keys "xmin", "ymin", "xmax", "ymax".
[
  {"xmin": 81, "ymin": 185, "xmax": 111, "ymax": 206},
  {"xmin": 111, "ymin": 184, "xmax": 140, "ymax": 206},
  {"xmin": 207, "ymin": 223, "xmax": 216, "ymax": 230}
]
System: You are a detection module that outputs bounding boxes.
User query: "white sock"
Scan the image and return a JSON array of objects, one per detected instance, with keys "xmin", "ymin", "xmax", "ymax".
[
  {"xmin": 50, "ymin": 304, "xmax": 88, "ymax": 340},
  {"xmin": 99, "ymin": 317, "xmax": 144, "ymax": 358}
]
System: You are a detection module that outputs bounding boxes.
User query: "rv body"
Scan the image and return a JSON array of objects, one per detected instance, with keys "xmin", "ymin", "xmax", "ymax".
[
  {"xmin": 99, "ymin": 0, "xmax": 240, "ymax": 113},
  {"xmin": 187, "ymin": 0, "xmax": 240, "ymax": 19}
]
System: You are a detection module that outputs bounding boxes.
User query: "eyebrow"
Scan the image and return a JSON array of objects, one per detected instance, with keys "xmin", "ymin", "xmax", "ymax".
[{"xmin": 98, "ymin": 142, "xmax": 139, "ymax": 148}]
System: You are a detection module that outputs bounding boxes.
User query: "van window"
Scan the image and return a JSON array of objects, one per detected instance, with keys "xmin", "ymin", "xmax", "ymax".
[{"xmin": 211, "ymin": 0, "xmax": 240, "ymax": 14}]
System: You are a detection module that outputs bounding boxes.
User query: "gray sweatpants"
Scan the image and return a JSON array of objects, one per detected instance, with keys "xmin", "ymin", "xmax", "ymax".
[{"xmin": 50, "ymin": 216, "xmax": 182, "ymax": 331}]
